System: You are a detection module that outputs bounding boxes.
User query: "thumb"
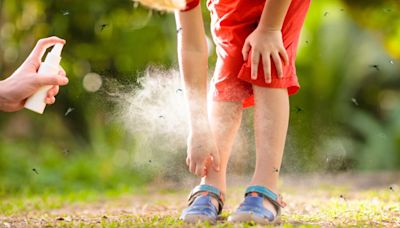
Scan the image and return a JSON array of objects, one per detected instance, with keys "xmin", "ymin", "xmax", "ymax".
[
  {"xmin": 211, "ymin": 151, "xmax": 221, "ymax": 172},
  {"xmin": 36, "ymin": 75, "xmax": 69, "ymax": 87},
  {"xmin": 242, "ymin": 40, "xmax": 250, "ymax": 61}
]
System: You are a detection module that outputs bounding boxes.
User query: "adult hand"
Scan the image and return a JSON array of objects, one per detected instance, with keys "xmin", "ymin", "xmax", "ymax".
[
  {"xmin": 242, "ymin": 29, "xmax": 289, "ymax": 83},
  {"xmin": 0, "ymin": 36, "xmax": 68, "ymax": 112},
  {"xmin": 186, "ymin": 127, "xmax": 220, "ymax": 177}
]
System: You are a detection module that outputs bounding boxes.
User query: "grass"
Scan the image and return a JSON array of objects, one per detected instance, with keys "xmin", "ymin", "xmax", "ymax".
[{"xmin": 1, "ymin": 173, "xmax": 399, "ymax": 227}]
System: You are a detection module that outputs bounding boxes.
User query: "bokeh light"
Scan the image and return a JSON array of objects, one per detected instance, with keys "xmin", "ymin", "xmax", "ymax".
[{"xmin": 82, "ymin": 72, "xmax": 102, "ymax": 92}]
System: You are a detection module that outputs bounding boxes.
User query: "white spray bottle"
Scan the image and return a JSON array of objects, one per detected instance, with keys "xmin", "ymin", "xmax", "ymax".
[{"xmin": 24, "ymin": 43, "xmax": 64, "ymax": 114}]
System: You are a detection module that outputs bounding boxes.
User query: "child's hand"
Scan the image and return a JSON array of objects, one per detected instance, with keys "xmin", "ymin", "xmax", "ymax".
[
  {"xmin": 0, "ymin": 37, "xmax": 68, "ymax": 112},
  {"xmin": 186, "ymin": 129, "xmax": 220, "ymax": 177},
  {"xmin": 242, "ymin": 28, "xmax": 289, "ymax": 83}
]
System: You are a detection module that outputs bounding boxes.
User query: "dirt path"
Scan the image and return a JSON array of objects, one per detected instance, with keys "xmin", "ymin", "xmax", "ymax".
[{"xmin": 1, "ymin": 172, "xmax": 400, "ymax": 227}]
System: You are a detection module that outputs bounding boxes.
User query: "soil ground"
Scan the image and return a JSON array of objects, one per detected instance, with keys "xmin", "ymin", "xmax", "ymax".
[{"xmin": 1, "ymin": 172, "xmax": 399, "ymax": 227}]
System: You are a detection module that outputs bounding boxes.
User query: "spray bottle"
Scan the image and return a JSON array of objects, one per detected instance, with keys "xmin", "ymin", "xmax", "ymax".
[{"xmin": 24, "ymin": 43, "xmax": 64, "ymax": 114}]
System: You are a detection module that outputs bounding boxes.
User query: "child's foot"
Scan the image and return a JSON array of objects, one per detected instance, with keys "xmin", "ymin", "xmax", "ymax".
[
  {"xmin": 180, "ymin": 184, "xmax": 224, "ymax": 224},
  {"xmin": 228, "ymin": 185, "xmax": 286, "ymax": 225}
]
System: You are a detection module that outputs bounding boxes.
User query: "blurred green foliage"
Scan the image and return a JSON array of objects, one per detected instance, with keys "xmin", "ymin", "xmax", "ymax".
[
  {"xmin": 0, "ymin": 0, "xmax": 400, "ymax": 196},
  {"xmin": 286, "ymin": 0, "xmax": 400, "ymax": 171}
]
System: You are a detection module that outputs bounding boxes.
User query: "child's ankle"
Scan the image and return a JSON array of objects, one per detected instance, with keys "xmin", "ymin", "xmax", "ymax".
[
  {"xmin": 198, "ymin": 182, "xmax": 225, "ymax": 210},
  {"xmin": 200, "ymin": 181, "xmax": 226, "ymax": 194}
]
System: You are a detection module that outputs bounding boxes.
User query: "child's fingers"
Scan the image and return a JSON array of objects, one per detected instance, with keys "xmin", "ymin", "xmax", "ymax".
[
  {"xmin": 251, "ymin": 50, "xmax": 260, "ymax": 80},
  {"xmin": 186, "ymin": 156, "xmax": 190, "ymax": 166},
  {"xmin": 280, "ymin": 47, "xmax": 289, "ymax": 66},
  {"xmin": 242, "ymin": 40, "xmax": 251, "ymax": 61},
  {"xmin": 189, "ymin": 161, "xmax": 196, "ymax": 174},
  {"xmin": 211, "ymin": 152, "xmax": 220, "ymax": 172},
  {"xmin": 272, "ymin": 51, "xmax": 283, "ymax": 78},
  {"xmin": 262, "ymin": 52, "xmax": 271, "ymax": 83},
  {"xmin": 195, "ymin": 163, "xmax": 205, "ymax": 177}
]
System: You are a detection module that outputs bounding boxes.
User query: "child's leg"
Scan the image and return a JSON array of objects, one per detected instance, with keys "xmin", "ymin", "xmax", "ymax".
[
  {"xmin": 250, "ymin": 85, "xmax": 289, "ymax": 213},
  {"xmin": 180, "ymin": 101, "xmax": 242, "ymax": 223},
  {"xmin": 201, "ymin": 101, "xmax": 243, "ymax": 193}
]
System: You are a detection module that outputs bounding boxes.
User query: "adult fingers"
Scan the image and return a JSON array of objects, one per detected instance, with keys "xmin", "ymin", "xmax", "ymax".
[
  {"xmin": 36, "ymin": 75, "xmax": 69, "ymax": 87},
  {"xmin": 26, "ymin": 36, "xmax": 66, "ymax": 65},
  {"xmin": 251, "ymin": 50, "xmax": 260, "ymax": 80},
  {"xmin": 242, "ymin": 40, "xmax": 251, "ymax": 61},
  {"xmin": 59, "ymin": 66, "xmax": 67, "ymax": 77},
  {"xmin": 47, "ymin": 86, "xmax": 59, "ymax": 97},
  {"xmin": 272, "ymin": 51, "xmax": 283, "ymax": 78},
  {"xmin": 262, "ymin": 51, "xmax": 271, "ymax": 83},
  {"xmin": 45, "ymin": 97, "xmax": 56, "ymax": 105}
]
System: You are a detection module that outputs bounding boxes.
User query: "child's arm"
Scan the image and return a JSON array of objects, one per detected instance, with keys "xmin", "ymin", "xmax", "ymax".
[
  {"xmin": 259, "ymin": 0, "xmax": 292, "ymax": 31},
  {"xmin": 242, "ymin": 0, "xmax": 292, "ymax": 83},
  {"xmin": 175, "ymin": 5, "xmax": 220, "ymax": 177}
]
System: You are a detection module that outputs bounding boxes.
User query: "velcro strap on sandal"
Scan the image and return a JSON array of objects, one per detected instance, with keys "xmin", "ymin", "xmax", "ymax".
[
  {"xmin": 187, "ymin": 184, "xmax": 224, "ymax": 214},
  {"xmin": 245, "ymin": 185, "xmax": 287, "ymax": 208}
]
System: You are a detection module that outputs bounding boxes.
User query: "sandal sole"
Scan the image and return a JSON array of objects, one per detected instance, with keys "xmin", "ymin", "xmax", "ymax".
[
  {"xmin": 228, "ymin": 212, "xmax": 279, "ymax": 225},
  {"xmin": 181, "ymin": 214, "xmax": 216, "ymax": 224}
]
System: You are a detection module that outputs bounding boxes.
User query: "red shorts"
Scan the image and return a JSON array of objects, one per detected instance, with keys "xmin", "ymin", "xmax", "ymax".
[{"xmin": 207, "ymin": 0, "xmax": 310, "ymax": 108}]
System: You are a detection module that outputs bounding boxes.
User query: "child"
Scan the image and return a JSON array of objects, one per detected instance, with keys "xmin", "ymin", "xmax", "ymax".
[{"xmin": 174, "ymin": 0, "xmax": 310, "ymax": 224}]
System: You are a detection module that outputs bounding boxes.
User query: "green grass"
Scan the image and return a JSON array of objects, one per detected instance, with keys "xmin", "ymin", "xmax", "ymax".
[
  {"xmin": 1, "ymin": 175, "xmax": 399, "ymax": 227},
  {"xmin": 0, "ymin": 188, "xmax": 140, "ymax": 216}
]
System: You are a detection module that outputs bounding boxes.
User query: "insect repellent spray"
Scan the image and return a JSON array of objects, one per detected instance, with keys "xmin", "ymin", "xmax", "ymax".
[{"xmin": 24, "ymin": 43, "xmax": 64, "ymax": 114}]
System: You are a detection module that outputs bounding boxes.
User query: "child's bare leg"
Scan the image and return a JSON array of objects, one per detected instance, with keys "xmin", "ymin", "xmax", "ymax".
[
  {"xmin": 200, "ymin": 101, "xmax": 243, "ymax": 194},
  {"xmin": 251, "ymin": 86, "xmax": 289, "ymax": 214}
]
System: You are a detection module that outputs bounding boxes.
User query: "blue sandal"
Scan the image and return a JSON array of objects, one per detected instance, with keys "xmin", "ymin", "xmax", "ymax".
[
  {"xmin": 228, "ymin": 185, "xmax": 286, "ymax": 224},
  {"xmin": 180, "ymin": 184, "xmax": 224, "ymax": 224}
]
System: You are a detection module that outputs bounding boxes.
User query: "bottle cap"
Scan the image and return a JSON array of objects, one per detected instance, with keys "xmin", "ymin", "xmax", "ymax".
[
  {"xmin": 51, "ymin": 43, "xmax": 63, "ymax": 57},
  {"xmin": 44, "ymin": 43, "xmax": 63, "ymax": 66}
]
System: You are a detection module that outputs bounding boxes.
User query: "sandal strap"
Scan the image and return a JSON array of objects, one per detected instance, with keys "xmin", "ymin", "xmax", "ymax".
[
  {"xmin": 245, "ymin": 185, "xmax": 287, "ymax": 209},
  {"xmin": 187, "ymin": 184, "xmax": 224, "ymax": 214}
]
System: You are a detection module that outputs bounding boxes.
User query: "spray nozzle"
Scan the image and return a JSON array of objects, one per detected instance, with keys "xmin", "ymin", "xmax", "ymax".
[
  {"xmin": 50, "ymin": 43, "xmax": 64, "ymax": 57},
  {"xmin": 43, "ymin": 43, "xmax": 64, "ymax": 65}
]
